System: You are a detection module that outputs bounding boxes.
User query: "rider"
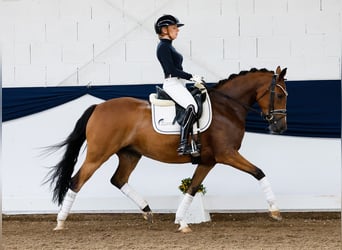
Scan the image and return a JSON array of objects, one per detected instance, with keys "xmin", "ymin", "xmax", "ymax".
[{"xmin": 155, "ymin": 14, "xmax": 204, "ymax": 156}]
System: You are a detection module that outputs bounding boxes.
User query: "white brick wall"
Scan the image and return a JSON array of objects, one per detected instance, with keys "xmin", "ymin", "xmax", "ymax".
[{"xmin": 2, "ymin": 0, "xmax": 341, "ymax": 86}]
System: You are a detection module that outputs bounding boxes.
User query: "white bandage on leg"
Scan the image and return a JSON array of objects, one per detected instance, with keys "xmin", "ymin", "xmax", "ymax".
[
  {"xmin": 175, "ymin": 193, "xmax": 194, "ymax": 224},
  {"xmin": 120, "ymin": 183, "xmax": 148, "ymax": 210},
  {"xmin": 259, "ymin": 177, "xmax": 277, "ymax": 210},
  {"xmin": 57, "ymin": 189, "xmax": 77, "ymax": 221}
]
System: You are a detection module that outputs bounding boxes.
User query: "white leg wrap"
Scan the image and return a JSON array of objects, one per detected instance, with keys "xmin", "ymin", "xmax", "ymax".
[
  {"xmin": 57, "ymin": 189, "xmax": 77, "ymax": 221},
  {"xmin": 120, "ymin": 183, "xmax": 148, "ymax": 210},
  {"xmin": 259, "ymin": 177, "xmax": 278, "ymax": 210},
  {"xmin": 175, "ymin": 193, "xmax": 194, "ymax": 224}
]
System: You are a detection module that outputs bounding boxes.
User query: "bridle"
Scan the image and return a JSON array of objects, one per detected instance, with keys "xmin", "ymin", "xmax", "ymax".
[
  {"xmin": 259, "ymin": 75, "xmax": 288, "ymax": 124},
  {"xmin": 208, "ymin": 74, "xmax": 288, "ymax": 124}
]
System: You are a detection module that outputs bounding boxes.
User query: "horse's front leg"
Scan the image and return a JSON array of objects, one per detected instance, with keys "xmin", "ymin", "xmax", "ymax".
[
  {"xmin": 175, "ymin": 164, "xmax": 213, "ymax": 233},
  {"xmin": 222, "ymin": 150, "xmax": 282, "ymax": 221}
]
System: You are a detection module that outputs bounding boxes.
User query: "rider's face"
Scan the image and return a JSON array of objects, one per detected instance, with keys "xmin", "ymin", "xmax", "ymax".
[{"xmin": 163, "ymin": 25, "xmax": 179, "ymax": 40}]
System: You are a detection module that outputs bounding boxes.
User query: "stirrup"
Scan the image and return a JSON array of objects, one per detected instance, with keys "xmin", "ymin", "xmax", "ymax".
[{"xmin": 177, "ymin": 141, "xmax": 200, "ymax": 156}]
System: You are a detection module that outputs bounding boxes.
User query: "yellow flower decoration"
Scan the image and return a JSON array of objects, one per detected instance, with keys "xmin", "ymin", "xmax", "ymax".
[{"xmin": 178, "ymin": 177, "xmax": 207, "ymax": 195}]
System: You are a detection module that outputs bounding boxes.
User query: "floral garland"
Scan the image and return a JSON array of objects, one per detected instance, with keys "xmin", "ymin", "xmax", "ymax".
[{"xmin": 178, "ymin": 177, "xmax": 207, "ymax": 195}]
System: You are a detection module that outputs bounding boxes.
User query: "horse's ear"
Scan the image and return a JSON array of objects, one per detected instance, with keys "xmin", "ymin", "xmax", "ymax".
[
  {"xmin": 279, "ymin": 68, "xmax": 287, "ymax": 80},
  {"xmin": 276, "ymin": 66, "xmax": 281, "ymax": 75}
]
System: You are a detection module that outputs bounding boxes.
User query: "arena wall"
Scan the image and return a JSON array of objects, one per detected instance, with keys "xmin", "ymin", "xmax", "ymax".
[
  {"xmin": 2, "ymin": 0, "xmax": 341, "ymax": 214},
  {"xmin": 2, "ymin": 0, "xmax": 341, "ymax": 86}
]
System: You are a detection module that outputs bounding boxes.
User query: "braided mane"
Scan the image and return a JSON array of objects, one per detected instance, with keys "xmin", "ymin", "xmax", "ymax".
[{"xmin": 215, "ymin": 68, "xmax": 274, "ymax": 87}]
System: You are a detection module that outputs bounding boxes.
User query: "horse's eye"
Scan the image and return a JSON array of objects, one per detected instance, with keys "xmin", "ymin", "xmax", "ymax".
[{"xmin": 277, "ymin": 93, "xmax": 284, "ymax": 99}]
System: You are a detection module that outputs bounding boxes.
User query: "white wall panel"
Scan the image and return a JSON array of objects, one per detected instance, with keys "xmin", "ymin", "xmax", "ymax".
[
  {"xmin": 303, "ymin": 56, "xmax": 341, "ymax": 80},
  {"xmin": 188, "ymin": 0, "xmax": 222, "ymax": 16},
  {"xmin": 324, "ymin": 34, "xmax": 342, "ymax": 56},
  {"xmin": 287, "ymin": 0, "xmax": 321, "ymax": 14},
  {"xmin": 2, "ymin": 63, "xmax": 15, "ymax": 84},
  {"xmin": 46, "ymin": 63, "xmax": 78, "ymax": 86},
  {"xmin": 223, "ymin": 37, "xmax": 239, "ymax": 59},
  {"xmin": 226, "ymin": 0, "xmax": 255, "ymax": 16},
  {"xmin": 62, "ymin": 42, "xmax": 93, "ymax": 64},
  {"xmin": 13, "ymin": 43, "xmax": 31, "ymax": 65},
  {"xmin": 123, "ymin": 0, "xmax": 156, "ymax": 23},
  {"xmin": 78, "ymin": 63, "xmax": 110, "ymax": 85},
  {"xmin": 78, "ymin": 20, "xmax": 110, "ymax": 43},
  {"xmin": 2, "ymin": 0, "xmax": 341, "ymax": 84},
  {"xmin": 45, "ymin": 20, "xmax": 78, "ymax": 43},
  {"xmin": 237, "ymin": 37, "xmax": 257, "ymax": 59},
  {"xmin": 126, "ymin": 39, "xmax": 156, "ymax": 62},
  {"xmin": 240, "ymin": 15, "xmax": 274, "ymax": 36},
  {"xmin": 59, "ymin": 0, "xmax": 92, "ymax": 21},
  {"xmin": 14, "ymin": 21, "xmax": 45, "ymax": 43},
  {"xmin": 322, "ymin": 0, "xmax": 342, "ymax": 13},
  {"xmin": 155, "ymin": 0, "xmax": 189, "ymax": 19},
  {"xmin": 191, "ymin": 38, "xmax": 223, "ymax": 61},
  {"xmin": 31, "ymin": 43, "xmax": 62, "ymax": 65},
  {"xmin": 109, "ymin": 62, "xmax": 142, "ymax": 84},
  {"xmin": 141, "ymin": 61, "xmax": 164, "ymax": 83},
  {"xmin": 273, "ymin": 15, "xmax": 306, "ymax": 36},
  {"xmin": 254, "ymin": 0, "xmax": 288, "ymax": 15},
  {"xmin": 94, "ymin": 41, "xmax": 126, "ymax": 64},
  {"xmin": 257, "ymin": 37, "xmax": 291, "ymax": 59},
  {"xmin": 14, "ymin": 65, "xmax": 46, "ymax": 85},
  {"xmin": 305, "ymin": 14, "xmax": 341, "ymax": 35}
]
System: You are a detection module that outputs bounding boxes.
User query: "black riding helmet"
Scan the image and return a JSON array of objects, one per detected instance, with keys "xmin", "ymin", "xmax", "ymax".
[{"xmin": 154, "ymin": 14, "xmax": 184, "ymax": 34}]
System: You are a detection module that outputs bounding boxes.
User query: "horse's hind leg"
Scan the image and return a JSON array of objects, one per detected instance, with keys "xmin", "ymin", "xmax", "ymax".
[
  {"xmin": 54, "ymin": 157, "xmax": 108, "ymax": 230},
  {"xmin": 110, "ymin": 149, "xmax": 153, "ymax": 223}
]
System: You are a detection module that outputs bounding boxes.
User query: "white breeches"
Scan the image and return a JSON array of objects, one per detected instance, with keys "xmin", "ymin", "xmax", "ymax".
[{"xmin": 163, "ymin": 77, "xmax": 198, "ymax": 113}]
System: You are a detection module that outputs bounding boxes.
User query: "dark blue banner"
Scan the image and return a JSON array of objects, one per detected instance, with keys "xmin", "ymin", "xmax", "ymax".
[{"xmin": 3, "ymin": 80, "xmax": 341, "ymax": 138}]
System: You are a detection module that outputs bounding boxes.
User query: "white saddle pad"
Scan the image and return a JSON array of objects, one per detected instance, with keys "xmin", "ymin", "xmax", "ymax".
[{"xmin": 149, "ymin": 92, "xmax": 212, "ymax": 135}]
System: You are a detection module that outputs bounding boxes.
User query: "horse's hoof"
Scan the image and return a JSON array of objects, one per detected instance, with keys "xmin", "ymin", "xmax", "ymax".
[
  {"xmin": 269, "ymin": 210, "xmax": 282, "ymax": 221},
  {"xmin": 53, "ymin": 220, "xmax": 65, "ymax": 231},
  {"xmin": 178, "ymin": 226, "xmax": 192, "ymax": 233},
  {"xmin": 143, "ymin": 212, "xmax": 154, "ymax": 223}
]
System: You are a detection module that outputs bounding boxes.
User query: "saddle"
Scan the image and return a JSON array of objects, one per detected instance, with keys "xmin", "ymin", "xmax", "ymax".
[
  {"xmin": 149, "ymin": 83, "xmax": 212, "ymax": 135},
  {"xmin": 155, "ymin": 85, "xmax": 207, "ymax": 125}
]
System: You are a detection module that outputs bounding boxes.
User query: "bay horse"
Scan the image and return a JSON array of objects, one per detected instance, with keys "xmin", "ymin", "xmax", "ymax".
[{"xmin": 46, "ymin": 66, "xmax": 288, "ymax": 233}]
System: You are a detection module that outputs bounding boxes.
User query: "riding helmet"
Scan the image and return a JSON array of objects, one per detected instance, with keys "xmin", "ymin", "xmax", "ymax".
[{"xmin": 154, "ymin": 14, "xmax": 184, "ymax": 34}]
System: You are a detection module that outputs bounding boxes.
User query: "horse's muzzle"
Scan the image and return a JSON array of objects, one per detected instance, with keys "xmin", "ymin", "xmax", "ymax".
[{"xmin": 267, "ymin": 115, "xmax": 287, "ymax": 134}]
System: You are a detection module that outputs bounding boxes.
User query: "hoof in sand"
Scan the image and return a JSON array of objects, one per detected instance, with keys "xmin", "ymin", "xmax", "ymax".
[
  {"xmin": 143, "ymin": 212, "xmax": 154, "ymax": 223},
  {"xmin": 53, "ymin": 220, "xmax": 66, "ymax": 231},
  {"xmin": 177, "ymin": 226, "xmax": 192, "ymax": 233},
  {"xmin": 270, "ymin": 210, "xmax": 282, "ymax": 221}
]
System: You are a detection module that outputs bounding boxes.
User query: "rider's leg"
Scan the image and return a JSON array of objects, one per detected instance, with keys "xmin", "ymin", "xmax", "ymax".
[
  {"xmin": 163, "ymin": 78, "xmax": 199, "ymax": 155},
  {"xmin": 177, "ymin": 105, "xmax": 198, "ymax": 155}
]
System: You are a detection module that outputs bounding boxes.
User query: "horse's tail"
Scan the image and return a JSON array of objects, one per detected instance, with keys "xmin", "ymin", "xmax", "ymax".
[{"xmin": 45, "ymin": 104, "xmax": 97, "ymax": 206}]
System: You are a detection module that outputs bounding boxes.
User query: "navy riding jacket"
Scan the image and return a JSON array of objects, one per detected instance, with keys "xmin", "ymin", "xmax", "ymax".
[{"xmin": 156, "ymin": 39, "xmax": 192, "ymax": 80}]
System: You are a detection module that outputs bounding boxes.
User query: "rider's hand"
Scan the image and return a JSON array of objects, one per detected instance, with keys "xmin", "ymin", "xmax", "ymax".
[{"xmin": 190, "ymin": 75, "xmax": 204, "ymax": 84}]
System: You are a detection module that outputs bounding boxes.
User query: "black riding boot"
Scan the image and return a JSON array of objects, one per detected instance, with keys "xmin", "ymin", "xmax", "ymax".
[{"xmin": 177, "ymin": 105, "xmax": 199, "ymax": 156}]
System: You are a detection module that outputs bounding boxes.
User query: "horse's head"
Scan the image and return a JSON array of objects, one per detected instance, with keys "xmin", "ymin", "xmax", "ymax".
[{"xmin": 256, "ymin": 66, "xmax": 288, "ymax": 134}]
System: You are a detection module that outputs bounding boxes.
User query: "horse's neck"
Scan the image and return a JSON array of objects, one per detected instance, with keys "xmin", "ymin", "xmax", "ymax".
[{"xmin": 219, "ymin": 77, "xmax": 259, "ymax": 105}]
